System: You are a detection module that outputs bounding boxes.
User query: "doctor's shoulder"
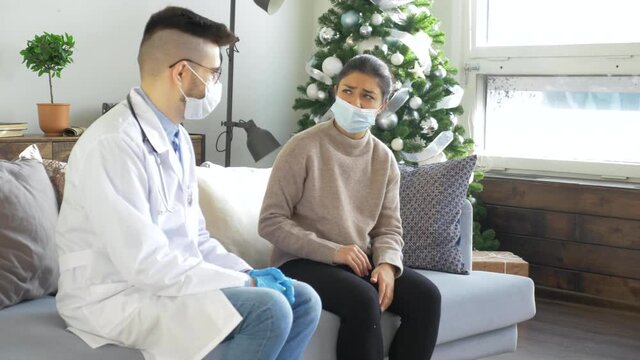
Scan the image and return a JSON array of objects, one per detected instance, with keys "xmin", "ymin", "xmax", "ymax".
[{"xmin": 69, "ymin": 102, "xmax": 145, "ymax": 161}]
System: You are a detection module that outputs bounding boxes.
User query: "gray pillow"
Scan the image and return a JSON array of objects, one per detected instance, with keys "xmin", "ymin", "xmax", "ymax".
[
  {"xmin": 0, "ymin": 160, "xmax": 59, "ymax": 309},
  {"xmin": 399, "ymin": 155, "xmax": 477, "ymax": 274}
]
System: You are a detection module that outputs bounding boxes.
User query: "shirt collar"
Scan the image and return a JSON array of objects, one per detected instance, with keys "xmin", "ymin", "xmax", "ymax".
[{"xmin": 134, "ymin": 88, "xmax": 180, "ymax": 143}]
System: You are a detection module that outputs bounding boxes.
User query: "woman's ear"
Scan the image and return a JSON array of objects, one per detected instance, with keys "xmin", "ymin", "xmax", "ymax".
[{"xmin": 378, "ymin": 99, "xmax": 389, "ymax": 114}]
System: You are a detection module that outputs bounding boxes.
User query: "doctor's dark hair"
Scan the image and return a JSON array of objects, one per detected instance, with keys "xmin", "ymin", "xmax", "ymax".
[
  {"xmin": 336, "ymin": 54, "xmax": 393, "ymax": 100},
  {"xmin": 141, "ymin": 6, "xmax": 237, "ymax": 47}
]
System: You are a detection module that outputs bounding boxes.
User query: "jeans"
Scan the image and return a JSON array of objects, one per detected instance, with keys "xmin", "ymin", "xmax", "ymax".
[{"xmin": 217, "ymin": 280, "xmax": 321, "ymax": 360}]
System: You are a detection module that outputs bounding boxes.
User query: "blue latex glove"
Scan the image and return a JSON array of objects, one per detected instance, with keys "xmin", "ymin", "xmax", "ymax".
[{"xmin": 249, "ymin": 267, "xmax": 295, "ymax": 304}]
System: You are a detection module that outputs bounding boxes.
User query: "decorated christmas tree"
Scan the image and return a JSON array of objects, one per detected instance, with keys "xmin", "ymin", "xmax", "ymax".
[{"xmin": 293, "ymin": 0, "xmax": 499, "ymax": 250}]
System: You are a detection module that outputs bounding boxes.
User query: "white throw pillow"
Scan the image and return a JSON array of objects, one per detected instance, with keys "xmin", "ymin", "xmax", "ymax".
[{"xmin": 195, "ymin": 162, "xmax": 273, "ymax": 268}]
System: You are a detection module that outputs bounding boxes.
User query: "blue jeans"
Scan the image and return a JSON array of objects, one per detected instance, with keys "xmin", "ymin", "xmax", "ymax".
[{"xmin": 218, "ymin": 280, "xmax": 321, "ymax": 360}]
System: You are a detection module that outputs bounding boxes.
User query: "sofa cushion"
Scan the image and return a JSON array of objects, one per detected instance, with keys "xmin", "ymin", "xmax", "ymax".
[
  {"xmin": 0, "ymin": 159, "xmax": 59, "ymax": 310},
  {"xmin": 196, "ymin": 162, "xmax": 273, "ymax": 268},
  {"xmin": 0, "ymin": 296, "xmax": 143, "ymax": 360},
  {"xmin": 420, "ymin": 269, "xmax": 536, "ymax": 344},
  {"xmin": 399, "ymin": 156, "xmax": 477, "ymax": 274}
]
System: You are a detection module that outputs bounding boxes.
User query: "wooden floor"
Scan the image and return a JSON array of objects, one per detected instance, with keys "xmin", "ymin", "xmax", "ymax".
[{"xmin": 486, "ymin": 299, "xmax": 640, "ymax": 360}]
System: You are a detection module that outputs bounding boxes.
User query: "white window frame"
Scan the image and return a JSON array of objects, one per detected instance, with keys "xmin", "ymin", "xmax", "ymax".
[{"xmin": 463, "ymin": 0, "xmax": 640, "ymax": 183}]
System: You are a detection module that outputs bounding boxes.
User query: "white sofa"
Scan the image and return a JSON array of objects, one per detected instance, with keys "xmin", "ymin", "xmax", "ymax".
[
  {"xmin": 0, "ymin": 164, "xmax": 536, "ymax": 360},
  {"xmin": 197, "ymin": 164, "xmax": 536, "ymax": 360}
]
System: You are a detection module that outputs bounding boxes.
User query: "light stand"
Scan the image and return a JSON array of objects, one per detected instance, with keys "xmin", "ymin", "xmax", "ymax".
[{"xmin": 221, "ymin": 0, "xmax": 284, "ymax": 167}]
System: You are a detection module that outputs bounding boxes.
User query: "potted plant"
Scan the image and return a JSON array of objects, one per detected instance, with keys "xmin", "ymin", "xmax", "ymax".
[{"xmin": 20, "ymin": 32, "xmax": 75, "ymax": 136}]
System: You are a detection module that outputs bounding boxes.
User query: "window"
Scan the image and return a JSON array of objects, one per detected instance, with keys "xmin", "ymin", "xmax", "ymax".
[
  {"xmin": 485, "ymin": 76, "xmax": 640, "ymax": 165},
  {"xmin": 478, "ymin": 0, "xmax": 640, "ymax": 47},
  {"xmin": 465, "ymin": 0, "xmax": 640, "ymax": 182}
]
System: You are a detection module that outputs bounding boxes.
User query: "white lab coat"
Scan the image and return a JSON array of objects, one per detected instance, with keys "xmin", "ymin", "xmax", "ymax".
[{"xmin": 56, "ymin": 88, "xmax": 252, "ymax": 360}]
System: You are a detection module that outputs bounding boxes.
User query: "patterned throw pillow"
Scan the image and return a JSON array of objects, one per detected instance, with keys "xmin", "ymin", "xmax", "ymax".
[{"xmin": 399, "ymin": 155, "xmax": 477, "ymax": 274}]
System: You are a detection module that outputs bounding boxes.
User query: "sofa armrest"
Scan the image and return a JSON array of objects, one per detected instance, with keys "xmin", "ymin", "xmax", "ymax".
[{"xmin": 460, "ymin": 199, "xmax": 473, "ymax": 273}]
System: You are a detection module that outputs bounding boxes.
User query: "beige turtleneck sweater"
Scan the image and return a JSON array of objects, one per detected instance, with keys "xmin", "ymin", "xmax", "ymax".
[{"xmin": 258, "ymin": 120, "xmax": 404, "ymax": 274}]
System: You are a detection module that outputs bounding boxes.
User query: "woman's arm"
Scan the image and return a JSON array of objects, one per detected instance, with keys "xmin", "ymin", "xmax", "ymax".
[
  {"xmin": 258, "ymin": 141, "xmax": 341, "ymax": 264},
  {"xmin": 370, "ymin": 161, "xmax": 404, "ymax": 277}
]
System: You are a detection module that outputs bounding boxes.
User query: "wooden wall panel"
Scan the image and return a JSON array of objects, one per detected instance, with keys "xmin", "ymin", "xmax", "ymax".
[
  {"xmin": 481, "ymin": 176, "xmax": 640, "ymax": 310},
  {"xmin": 531, "ymin": 265, "xmax": 640, "ymax": 307},
  {"xmin": 481, "ymin": 178, "xmax": 640, "ymax": 220},
  {"xmin": 500, "ymin": 235, "xmax": 640, "ymax": 280}
]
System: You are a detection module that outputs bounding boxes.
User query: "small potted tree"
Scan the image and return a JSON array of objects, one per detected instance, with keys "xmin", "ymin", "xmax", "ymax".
[{"xmin": 20, "ymin": 32, "xmax": 75, "ymax": 136}]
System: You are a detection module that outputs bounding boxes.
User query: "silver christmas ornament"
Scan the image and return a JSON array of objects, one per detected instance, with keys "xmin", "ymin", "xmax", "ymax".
[
  {"xmin": 404, "ymin": 110, "xmax": 419, "ymax": 120},
  {"xmin": 376, "ymin": 112, "xmax": 398, "ymax": 130},
  {"xmin": 317, "ymin": 90, "xmax": 327, "ymax": 100},
  {"xmin": 421, "ymin": 117, "xmax": 439, "ymax": 136},
  {"xmin": 359, "ymin": 23, "xmax": 373, "ymax": 37},
  {"xmin": 391, "ymin": 137, "xmax": 404, "ymax": 151},
  {"xmin": 433, "ymin": 65, "xmax": 447, "ymax": 79},
  {"xmin": 390, "ymin": 52, "xmax": 404, "ymax": 66},
  {"xmin": 341, "ymin": 10, "xmax": 360, "ymax": 29},
  {"xmin": 371, "ymin": 13, "xmax": 384, "ymax": 26},
  {"xmin": 318, "ymin": 27, "xmax": 336, "ymax": 44}
]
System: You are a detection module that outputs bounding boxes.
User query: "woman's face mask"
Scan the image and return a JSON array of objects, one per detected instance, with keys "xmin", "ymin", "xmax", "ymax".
[
  {"xmin": 179, "ymin": 64, "xmax": 222, "ymax": 120},
  {"xmin": 330, "ymin": 97, "xmax": 379, "ymax": 133}
]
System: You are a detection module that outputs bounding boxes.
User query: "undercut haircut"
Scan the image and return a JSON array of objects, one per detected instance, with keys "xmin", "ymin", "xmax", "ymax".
[{"xmin": 141, "ymin": 6, "xmax": 236, "ymax": 48}]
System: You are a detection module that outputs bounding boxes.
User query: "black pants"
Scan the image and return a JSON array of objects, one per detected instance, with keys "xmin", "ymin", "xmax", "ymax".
[{"xmin": 280, "ymin": 259, "xmax": 441, "ymax": 360}]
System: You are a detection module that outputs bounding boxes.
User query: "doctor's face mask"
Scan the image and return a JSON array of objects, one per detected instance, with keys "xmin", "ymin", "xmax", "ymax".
[{"xmin": 178, "ymin": 64, "xmax": 222, "ymax": 120}]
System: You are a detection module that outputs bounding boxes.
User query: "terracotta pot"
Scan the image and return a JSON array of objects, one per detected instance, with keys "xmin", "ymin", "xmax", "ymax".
[{"xmin": 37, "ymin": 103, "xmax": 70, "ymax": 137}]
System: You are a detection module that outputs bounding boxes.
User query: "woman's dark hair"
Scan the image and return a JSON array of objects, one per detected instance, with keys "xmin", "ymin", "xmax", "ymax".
[
  {"xmin": 141, "ymin": 6, "xmax": 237, "ymax": 47},
  {"xmin": 336, "ymin": 54, "xmax": 393, "ymax": 100}
]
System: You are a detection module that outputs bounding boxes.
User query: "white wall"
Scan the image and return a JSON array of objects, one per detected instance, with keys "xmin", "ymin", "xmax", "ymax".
[{"xmin": 0, "ymin": 0, "xmax": 315, "ymax": 167}]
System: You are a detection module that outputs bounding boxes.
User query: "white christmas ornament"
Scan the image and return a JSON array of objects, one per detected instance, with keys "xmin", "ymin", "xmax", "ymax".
[
  {"xmin": 306, "ymin": 83, "xmax": 319, "ymax": 99},
  {"xmin": 393, "ymin": 81, "xmax": 402, "ymax": 90},
  {"xmin": 317, "ymin": 90, "xmax": 327, "ymax": 100},
  {"xmin": 409, "ymin": 96, "xmax": 423, "ymax": 110},
  {"xmin": 371, "ymin": 13, "xmax": 384, "ymax": 26},
  {"xmin": 391, "ymin": 137, "xmax": 404, "ymax": 151},
  {"xmin": 357, "ymin": 37, "xmax": 388, "ymax": 54},
  {"xmin": 390, "ymin": 52, "xmax": 404, "ymax": 66},
  {"xmin": 450, "ymin": 115, "xmax": 459, "ymax": 126},
  {"xmin": 322, "ymin": 56, "xmax": 343, "ymax": 77}
]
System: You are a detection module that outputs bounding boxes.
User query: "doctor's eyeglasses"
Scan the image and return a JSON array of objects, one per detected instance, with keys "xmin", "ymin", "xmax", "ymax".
[{"xmin": 169, "ymin": 59, "xmax": 222, "ymax": 84}]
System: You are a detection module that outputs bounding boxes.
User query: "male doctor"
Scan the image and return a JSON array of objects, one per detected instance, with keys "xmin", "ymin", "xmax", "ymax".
[{"xmin": 55, "ymin": 6, "xmax": 321, "ymax": 360}]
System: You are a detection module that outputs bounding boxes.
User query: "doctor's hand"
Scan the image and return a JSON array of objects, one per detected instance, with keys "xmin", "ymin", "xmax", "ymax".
[
  {"xmin": 370, "ymin": 263, "xmax": 396, "ymax": 312},
  {"xmin": 333, "ymin": 245, "xmax": 372, "ymax": 277},
  {"xmin": 249, "ymin": 268, "xmax": 296, "ymax": 305}
]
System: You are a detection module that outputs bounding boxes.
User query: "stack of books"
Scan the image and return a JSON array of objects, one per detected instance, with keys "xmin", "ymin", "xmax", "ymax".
[{"xmin": 0, "ymin": 122, "xmax": 28, "ymax": 138}]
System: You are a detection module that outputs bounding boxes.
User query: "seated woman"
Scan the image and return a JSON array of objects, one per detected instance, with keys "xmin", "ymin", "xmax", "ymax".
[{"xmin": 259, "ymin": 54, "xmax": 441, "ymax": 360}]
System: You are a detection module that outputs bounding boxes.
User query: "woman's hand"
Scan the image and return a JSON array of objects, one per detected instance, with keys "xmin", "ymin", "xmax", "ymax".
[
  {"xmin": 333, "ymin": 245, "xmax": 372, "ymax": 277},
  {"xmin": 370, "ymin": 263, "xmax": 397, "ymax": 312}
]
